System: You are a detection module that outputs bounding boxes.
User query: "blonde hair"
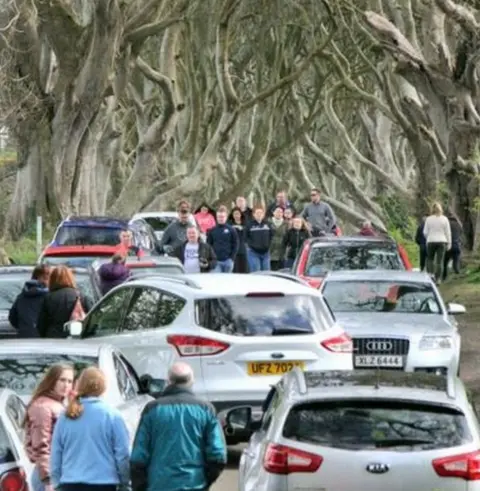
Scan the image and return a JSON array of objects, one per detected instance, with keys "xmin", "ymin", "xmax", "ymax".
[
  {"xmin": 66, "ymin": 367, "xmax": 106, "ymax": 419},
  {"xmin": 432, "ymin": 202, "xmax": 443, "ymax": 215}
]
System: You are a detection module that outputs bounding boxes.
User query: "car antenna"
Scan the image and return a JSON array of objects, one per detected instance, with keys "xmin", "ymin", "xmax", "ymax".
[{"xmin": 374, "ymin": 367, "xmax": 381, "ymax": 390}]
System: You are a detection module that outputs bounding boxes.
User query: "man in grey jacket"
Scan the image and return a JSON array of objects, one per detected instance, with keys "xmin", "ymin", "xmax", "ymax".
[
  {"xmin": 301, "ymin": 188, "xmax": 337, "ymax": 236},
  {"xmin": 160, "ymin": 201, "xmax": 195, "ymax": 253}
]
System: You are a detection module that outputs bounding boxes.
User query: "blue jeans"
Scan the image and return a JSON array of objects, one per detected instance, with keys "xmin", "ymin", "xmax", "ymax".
[
  {"xmin": 214, "ymin": 258, "xmax": 234, "ymax": 273},
  {"xmin": 247, "ymin": 248, "xmax": 270, "ymax": 272},
  {"xmin": 31, "ymin": 466, "xmax": 45, "ymax": 491}
]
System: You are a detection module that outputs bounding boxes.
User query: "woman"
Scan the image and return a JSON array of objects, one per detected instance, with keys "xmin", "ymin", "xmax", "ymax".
[
  {"xmin": 25, "ymin": 364, "xmax": 74, "ymax": 491},
  {"xmin": 244, "ymin": 206, "xmax": 274, "ymax": 272},
  {"xmin": 282, "ymin": 217, "xmax": 311, "ymax": 269},
  {"xmin": 37, "ymin": 266, "xmax": 90, "ymax": 338},
  {"xmin": 423, "ymin": 202, "xmax": 451, "ymax": 283},
  {"xmin": 230, "ymin": 207, "xmax": 248, "ymax": 273},
  {"xmin": 51, "ymin": 367, "xmax": 130, "ymax": 491},
  {"xmin": 283, "ymin": 207, "xmax": 295, "ymax": 228},
  {"xmin": 194, "ymin": 203, "xmax": 216, "ymax": 235},
  {"xmin": 98, "ymin": 253, "xmax": 131, "ymax": 295},
  {"xmin": 269, "ymin": 207, "xmax": 288, "ymax": 270}
]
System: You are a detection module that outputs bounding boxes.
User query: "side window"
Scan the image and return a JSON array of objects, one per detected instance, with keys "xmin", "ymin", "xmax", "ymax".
[
  {"xmin": 84, "ymin": 288, "xmax": 132, "ymax": 338},
  {"xmin": 261, "ymin": 388, "xmax": 282, "ymax": 431},
  {"xmin": 6, "ymin": 395, "xmax": 26, "ymax": 439},
  {"xmin": 157, "ymin": 293, "xmax": 186, "ymax": 326},
  {"xmin": 123, "ymin": 287, "xmax": 162, "ymax": 331},
  {"xmin": 113, "ymin": 354, "xmax": 137, "ymax": 401},
  {"xmin": 119, "ymin": 355, "xmax": 141, "ymax": 394}
]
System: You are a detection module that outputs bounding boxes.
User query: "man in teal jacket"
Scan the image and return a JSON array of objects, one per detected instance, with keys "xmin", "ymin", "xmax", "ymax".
[{"xmin": 130, "ymin": 362, "xmax": 227, "ymax": 491}]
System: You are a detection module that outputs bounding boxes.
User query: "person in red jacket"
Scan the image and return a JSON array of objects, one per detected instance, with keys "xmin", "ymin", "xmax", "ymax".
[
  {"xmin": 114, "ymin": 230, "xmax": 144, "ymax": 258},
  {"xmin": 358, "ymin": 220, "xmax": 377, "ymax": 236}
]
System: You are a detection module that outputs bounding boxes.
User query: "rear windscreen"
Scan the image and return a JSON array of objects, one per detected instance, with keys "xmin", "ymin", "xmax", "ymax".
[
  {"xmin": 306, "ymin": 244, "xmax": 403, "ymax": 276},
  {"xmin": 55, "ymin": 226, "xmax": 121, "ymax": 246},
  {"xmin": 195, "ymin": 294, "xmax": 332, "ymax": 336},
  {"xmin": 42, "ymin": 256, "xmax": 108, "ymax": 268},
  {"xmin": 129, "ymin": 266, "xmax": 184, "ymax": 275},
  {"xmin": 142, "ymin": 217, "xmax": 175, "ymax": 231},
  {"xmin": 0, "ymin": 419, "xmax": 15, "ymax": 464},
  {"xmin": 283, "ymin": 400, "xmax": 471, "ymax": 450}
]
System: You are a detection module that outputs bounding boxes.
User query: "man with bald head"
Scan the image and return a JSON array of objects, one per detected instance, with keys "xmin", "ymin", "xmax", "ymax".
[{"xmin": 130, "ymin": 362, "xmax": 227, "ymax": 491}]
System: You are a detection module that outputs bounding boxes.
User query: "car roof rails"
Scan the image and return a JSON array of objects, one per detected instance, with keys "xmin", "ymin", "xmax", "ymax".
[
  {"xmin": 283, "ymin": 367, "xmax": 307, "ymax": 396},
  {"xmin": 252, "ymin": 270, "xmax": 309, "ymax": 286},
  {"xmin": 126, "ymin": 274, "xmax": 201, "ymax": 289}
]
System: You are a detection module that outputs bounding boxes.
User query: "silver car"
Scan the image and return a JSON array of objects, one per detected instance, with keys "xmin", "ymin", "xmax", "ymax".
[
  {"xmin": 227, "ymin": 369, "xmax": 480, "ymax": 491},
  {"xmin": 319, "ymin": 270, "xmax": 466, "ymax": 375}
]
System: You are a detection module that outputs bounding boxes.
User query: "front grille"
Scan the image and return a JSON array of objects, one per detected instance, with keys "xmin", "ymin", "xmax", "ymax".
[{"xmin": 353, "ymin": 337, "xmax": 410, "ymax": 356}]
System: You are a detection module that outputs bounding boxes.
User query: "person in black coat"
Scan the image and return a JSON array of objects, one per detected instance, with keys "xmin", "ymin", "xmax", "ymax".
[
  {"xmin": 230, "ymin": 207, "xmax": 248, "ymax": 273},
  {"xmin": 415, "ymin": 216, "xmax": 427, "ymax": 272},
  {"xmin": 37, "ymin": 266, "xmax": 91, "ymax": 338},
  {"xmin": 282, "ymin": 217, "xmax": 311, "ymax": 269},
  {"xmin": 9, "ymin": 265, "xmax": 51, "ymax": 338},
  {"xmin": 244, "ymin": 206, "xmax": 274, "ymax": 272},
  {"xmin": 443, "ymin": 211, "xmax": 463, "ymax": 280},
  {"xmin": 172, "ymin": 226, "xmax": 217, "ymax": 273}
]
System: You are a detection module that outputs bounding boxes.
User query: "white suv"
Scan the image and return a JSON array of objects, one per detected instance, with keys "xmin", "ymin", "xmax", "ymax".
[{"xmin": 66, "ymin": 273, "xmax": 352, "ymax": 436}]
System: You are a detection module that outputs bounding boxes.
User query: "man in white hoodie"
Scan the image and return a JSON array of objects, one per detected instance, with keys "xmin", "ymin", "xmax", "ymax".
[{"xmin": 423, "ymin": 202, "xmax": 451, "ymax": 283}]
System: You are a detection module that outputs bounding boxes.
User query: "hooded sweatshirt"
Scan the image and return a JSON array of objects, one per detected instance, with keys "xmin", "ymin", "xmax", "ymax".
[
  {"xmin": 244, "ymin": 220, "xmax": 274, "ymax": 254},
  {"xmin": 8, "ymin": 280, "xmax": 49, "ymax": 338},
  {"xmin": 98, "ymin": 262, "xmax": 131, "ymax": 295}
]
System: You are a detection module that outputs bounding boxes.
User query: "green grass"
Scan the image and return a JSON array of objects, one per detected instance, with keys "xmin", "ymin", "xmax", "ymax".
[
  {"xmin": 4, "ymin": 237, "xmax": 39, "ymax": 264},
  {"xmin": 0, "ymin": 150, "xmax": 16, "ymax": 166}
]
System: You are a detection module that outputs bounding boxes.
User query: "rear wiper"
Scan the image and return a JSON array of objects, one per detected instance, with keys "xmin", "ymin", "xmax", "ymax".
[
  {"xmin": 271, "ymin": 326, "xmax": 311, "ymax": 336},
  {"xmin": 374, "ymin": 438, "xmax": 435, "ymax": 448}
]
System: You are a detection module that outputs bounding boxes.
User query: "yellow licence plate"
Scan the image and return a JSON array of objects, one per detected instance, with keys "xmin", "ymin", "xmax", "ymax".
[{"xmin": 247, "ymin": 361, "xmax": 305, "ymax": 376}]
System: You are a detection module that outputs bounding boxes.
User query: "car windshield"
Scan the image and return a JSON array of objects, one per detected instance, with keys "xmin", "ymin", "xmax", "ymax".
[
  {"xmin": 129, "ymin": 266, "xmax": 184, "ymax": 275},
  {"xmin": 282, "ymin": 400, "xmax": 471, "ymax": 450},
  {"xmin": 55, "ymin": 226, "xmax": 122, "ymax": 246},
  {"xmin": 0, "ymin": 354, "xmax": 97, "ymax": 396},
  {"xmin": 322, "ymin": 280, "xmax": 441, "ymax": 314},
  {"xmin": 195, "ymin": 294, "xmax": 333, "ymax": 336},
  {"xmin": 305, "ymin": 244, "xmax": 403, "ymax": 276},
  {"xmin": 42, "ymin": 255, "xmax": 109, "ymax": 268},
  {"xmin": 141, "ymin": 217, "xmax": 175, "ymax": 231}
]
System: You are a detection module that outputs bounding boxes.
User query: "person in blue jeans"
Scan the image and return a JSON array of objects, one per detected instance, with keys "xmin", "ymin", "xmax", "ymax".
[
  {"xmin": 245, "ymin": 206, "xmax": 274, "ymax": 272},
  {"xmin": 207, "ymin": 206, "xmax": 239, "ymax": 272}
]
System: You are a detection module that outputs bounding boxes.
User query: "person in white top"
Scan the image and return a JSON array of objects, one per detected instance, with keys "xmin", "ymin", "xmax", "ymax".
[{"xmin": 423, "ymin": 202, "xmax": 451, "ymax": 283}]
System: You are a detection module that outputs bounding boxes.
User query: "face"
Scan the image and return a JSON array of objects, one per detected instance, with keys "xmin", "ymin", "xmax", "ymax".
[
  {"xmin": 254, "ymin": 209, "xmax": 265, "ymax": 221},
  {"xmin": 293, "ymin": 218, "xmax": 302, "ymax": 229},
  {"xmin": 201, "ymin": 206, "xmax": 208, "ymax": 213},
  {"xmin": 120, "ymin": 232, "xmax": 132, "ymax": 245},
  {"xmin": 217, "ymin": 211, "xmax": 227, "ymax": 224},
  {"xmin": 284, "ymin": 209, "xmax": 293, "ymax": 220},
  {"xmin": 276, "ymin": 192, "xmax": 286, "ymax": 204},
  {"xmin": 53, "ymin": 369, "xmax": 74, "ymax": 399},
  {"xmin": 273, "ymin": 207, "xmax": 283, "ymax": 220},
  {"xmin": 310, "ymin": 190, "xmax": 320, "ymax": 203},
  {"xmin": 187, "ymin": 227, "xmax": 198, "ymax": 242},
  {"xmin": 233, "ymin": 210, "xmax": 242, "ymax": 222},
  {"xmin": 178, "ymin": 211, "xmax": 189, "ymax": 223},
  {"xmin": 236, "ymin": 197, "xmax": 246, "ymax": 209}
]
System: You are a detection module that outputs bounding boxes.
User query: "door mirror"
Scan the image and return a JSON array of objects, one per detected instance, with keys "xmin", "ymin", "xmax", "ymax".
[
  {"xmin": 447, "ymin": 303, "xmax": 466, "ymax": 315},
  {"xmin": 64, "ymin": 320, "xmax": 83, "ymax": 337},
  {"xmin": 224, "ymin": 406, "xmax": 256, "ymax": 436}
]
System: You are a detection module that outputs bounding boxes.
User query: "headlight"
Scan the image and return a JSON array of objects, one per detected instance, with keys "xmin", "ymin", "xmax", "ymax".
[{"xmin": 419, "ymin": 335, "xmax": 453, "ymax": 350}]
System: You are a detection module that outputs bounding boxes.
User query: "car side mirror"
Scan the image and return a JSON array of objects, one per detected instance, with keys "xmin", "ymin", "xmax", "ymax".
[
  {"xmin": 64, "ymin": 320, "xmax": 83, "ymax": 337},
  {"xmin": 447, "ymin": 303, "xmax": 466, "ymax": 315},
  {"xmin": 224, "ymin": 406, "xmax": 259, "ymax": 437}
]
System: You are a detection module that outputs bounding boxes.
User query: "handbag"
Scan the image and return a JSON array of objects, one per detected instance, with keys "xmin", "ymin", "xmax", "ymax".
[{"xmin": 70, "ymin": 296, "xmax": 86, "ymax": 321}]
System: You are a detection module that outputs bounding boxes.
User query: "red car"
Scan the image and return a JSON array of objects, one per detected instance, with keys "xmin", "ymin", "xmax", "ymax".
[{"xmin": 291, "ymin": 236, "xmax": 412, "ymax": 288}]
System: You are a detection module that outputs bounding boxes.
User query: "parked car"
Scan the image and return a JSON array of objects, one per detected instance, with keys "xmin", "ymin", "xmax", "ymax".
[
  {"xmin": 39, "ymin": 215, "xmax": 160, "ymax": 267},
  {"xmin": 291, "ymin": 236, "xmax": 412, "ymax": 288},
  {"xmin": 64, "ymin": 273, "xmax": 353, "ymax": 439},
  {"xmin": 131, "ymin": 212, "xmax": 197, "ymax": 241},
  {"xmin": 320, "ymin": 270, "xmax": 466, "ymax": 375},
  {"xmin": 0, "ymin": 388, "xmax": 32, "ymax": 491},
  {"xmin": 228, "ymin": 369, "xmax": 480, "ymax": 491},
  {"xmin": 0, "ymin": 340, "xmax": 159, "ymax": 440},
  {"xmin": 0, "ymin": 266, "xmax": 100, "ymax": 339}
]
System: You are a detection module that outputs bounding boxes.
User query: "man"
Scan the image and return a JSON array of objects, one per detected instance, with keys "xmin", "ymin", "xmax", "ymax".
[
  {"xmin": 160, "ymin": 200, "xmax": 195, "ymax": 253},
  {"xmin": 115, "ymin": 230, "xmax": 144, "ymax": 258},
  {"xmin": 229, "ymin": 196, "xmax": 252, "ymax": 223},
  {"xmin": 266, "ymin": 190, "xmax": 296, "ymax": 218},
  {"xmin": 207, "ymin": 206, "xmax": 238, "ymax": 273},
  {"xmin": 9, "ymin": 265, "xmax": 50, "ymax": 337},
  {"xmin": 244, "ymin": 206, "xmax": 274, "ymax": 272},
  {"xmin": 301, "ymin": 188, "xmax": 337, "ymax": 236},
  {"xmin": 130, "ymin": 362, "xmax": 227, "ymax": 491},
  {"xmin": 172, "ymin": 225, "xmax": 217, "ymax": 273},
  {"xmin": 358, "ymin": 220, "xmax": 376, "ymax": 236}
]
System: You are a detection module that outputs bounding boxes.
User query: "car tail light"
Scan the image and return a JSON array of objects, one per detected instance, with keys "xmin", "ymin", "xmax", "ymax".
[
  {"xmin": 263, "ymin": 443, "xmax": 323, "ymax": 474},
  {"xmin": 432, "ymin": 450, "xmax": 480, "ymax": 480},
  {"xmin": 0, "ymin": 468, "xmax": 28, "ymax": 491},
  {"xmin": 321, "ymin": 333, "xmax": 353, "ymax": 353},
  {"xmin": 167, "ymin": 335, "xmax": 230, "ymax": 356}
]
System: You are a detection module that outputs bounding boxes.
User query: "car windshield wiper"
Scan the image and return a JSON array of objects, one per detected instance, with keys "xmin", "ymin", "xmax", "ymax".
[
  {"xmin": 271, "ymin": 326, "xmax": 312, "ymax": 336},
  {"xmin": 373, "ymin": 438, "xmax": 435, "ymax": 448}
]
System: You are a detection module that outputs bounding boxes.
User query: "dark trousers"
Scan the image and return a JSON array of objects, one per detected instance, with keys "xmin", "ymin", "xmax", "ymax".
[
  {"xmin": 419, "ymin": 245, "xmax": 427, "ymax": 272},
  {"xmin": 270, "ymin": 260, "xmax": 284, "ymax": 271},
  {"xmin": 443, "ymin": 245, "xmax": 461, "ymax": 280},
  {"xmin": 233, "ymin": 254, "xmax": 248, "ymax": 273},
  {"xmin": 426, "ymin": 242, "xmax": 446, "ymax": 281},
  {"xmin": 59, "ymin": 484, "xmax": 116, "ymax": 491}
]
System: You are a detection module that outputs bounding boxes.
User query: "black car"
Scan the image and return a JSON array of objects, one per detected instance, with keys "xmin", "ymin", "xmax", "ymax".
[{"xmin": 0, "ymin": 266, "xmax": 100, "ymax": 339}]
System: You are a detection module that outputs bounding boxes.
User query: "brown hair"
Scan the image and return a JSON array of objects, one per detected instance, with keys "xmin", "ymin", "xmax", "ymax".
[
  {"xmin": 112, "ymin": 253, "xmax": 126, "ymax": 264},
  {"xmin": 24, "ymin": 364, "xmax": 74, "ymax": 426},
  {"xmin": 49, "ymin": 266, "xmax": 76, "ymax": 290},
  {"xmin": 253, "ymin": 204, "xmax": 265, "ymax": 212},
  {"xmin": 66, "ymin": 367, "xmax": 106, "ymax": 419},
  {"xmin": 217, "ymin": 205, "xmax": 228, "ymax": 213},
  {"xmin": 32, "ymin": 264, "xmax": 50, "ymax": 281}
]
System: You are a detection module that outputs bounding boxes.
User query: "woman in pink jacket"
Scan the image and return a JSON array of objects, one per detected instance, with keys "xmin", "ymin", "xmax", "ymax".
[
  {"xmin": 24, "ymin": 364, "xmax": 74, "ymax": 491},
  {"xmin": 194, "ymin": 203, "xmax": 216, "ymax": 235}
]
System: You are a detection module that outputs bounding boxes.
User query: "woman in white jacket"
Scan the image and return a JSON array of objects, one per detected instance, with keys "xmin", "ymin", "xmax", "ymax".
[{"xmin": 423, "ymin": 202, "xmax": 451, "ymax": 283}]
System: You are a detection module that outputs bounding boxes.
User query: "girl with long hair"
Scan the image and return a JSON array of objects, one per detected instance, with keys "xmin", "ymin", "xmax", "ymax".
[
  {"xmin": 25, "ymin": 364, "xmax": 74, "ymax": 491},
  {"xmin": 51, "ymin": 367, "xmax": 130, "ymax": 491}
]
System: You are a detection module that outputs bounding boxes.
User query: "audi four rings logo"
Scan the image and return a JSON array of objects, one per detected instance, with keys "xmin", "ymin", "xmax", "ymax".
[{"xmin": 366, "ymin": 341, "xmax": 393, "ymax": 351}]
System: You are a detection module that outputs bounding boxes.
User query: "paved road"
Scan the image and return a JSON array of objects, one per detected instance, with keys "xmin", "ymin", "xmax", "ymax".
[{"xmin": 211, "ymin": 446, "xmax": 243, "ymax": 491}]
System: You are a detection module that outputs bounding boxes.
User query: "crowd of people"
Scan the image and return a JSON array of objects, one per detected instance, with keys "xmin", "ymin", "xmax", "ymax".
[{"xmin": 24, "ymin": 361, "xmax": 226, "ymax": 491}]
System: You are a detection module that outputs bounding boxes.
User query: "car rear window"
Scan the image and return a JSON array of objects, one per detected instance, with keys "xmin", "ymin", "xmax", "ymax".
[
  {"xmin": 129, "ymin": 266, "xmax": 184, "ymax": 275},
  {"xmin": 55, "ymin": 226, "xmax": 121, "ymax": 246},
  {"xmin": 0, "ymin": 419, "xmax": 15, "ymax": 464},
  {"xmin": 283, "ymin": 400, "xmax": 471, "ymax": 450},
  {"xmin": 306, "ymin": 244, "xmax": 403, "ymax": 276},
  {"xmin": 142, "ymin": 217, "xmax": 175, "ymax": 231},
  {"xmin": 195, "ymin": 294, "xmax": 332, "ymax": 336},
  {"xmin": 0, "ymin": 355, "xmax": 97, "ymax": 396},
  {"xmin": 42, "ymin": 255, "xmax": 109, "ymax": 268}
]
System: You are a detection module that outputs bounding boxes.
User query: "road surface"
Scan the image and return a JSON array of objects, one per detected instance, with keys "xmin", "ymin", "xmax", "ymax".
[{"xmin": 212, "ymin": 446, "xmax": 242, "ymax": 491}]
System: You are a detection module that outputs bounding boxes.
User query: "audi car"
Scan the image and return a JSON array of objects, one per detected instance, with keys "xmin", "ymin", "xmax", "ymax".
[{"xmin": 320, "ymin": 270, "xmax": 466, "ymax": 375}]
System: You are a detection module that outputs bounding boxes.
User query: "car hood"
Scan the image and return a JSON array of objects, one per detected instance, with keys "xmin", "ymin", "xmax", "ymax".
[{"xmin": 333, "ymin": 312, "xmax": 453, "ymax": 337}]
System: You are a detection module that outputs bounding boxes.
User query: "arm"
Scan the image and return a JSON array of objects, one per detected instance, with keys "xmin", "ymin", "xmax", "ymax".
[
  {"xmin": 230, "ymin": 226, "xmax": 239, "ymax": 260},
  {"xmin": 8, "ymin": 298, "xmax": 18, "ymax": 329},
  {"xmin": 301, "ymin": 205, "xmax": 309, "ymax": 219},
  {"xmin": 159, "ymin": 224, "xmax": 173, "ymax": 249},
  {"xmin": 206, "ymin": 229, "xmax": 213, "ymax": 246},
  {"xmin": 50, "ymin": 416, "xmax": 64, "ymax": 489},
  {"xmin": 112, "ymin": 413, "xmax": 131, "ymax": 488},
  {"xmin": 130, "ymin": 406, "xmax": 152, "ymax": 491},
  {"xmin": 28, "ymin": 405, "xmax": 54, "ymax": 480},
  {"xmin": 324, "ymin": 203, "xmax": 336, "ymax": 229},
  {"xmin": 207, "ymin": 245, "xmax": 217, "ymax": 271},
  {"xmin": 204, "ymin": 411, "xmax": 228, "ymax": 487},
  {"xmin": 36, "ymin": 299, "xmax": 48, "ymax": 338},
  {"xmin": 445, "ymin": 217, "xmax": 452, "ymax": 250},
  {"xmin": 423, "ymin": 218, "xmax": 430, "ymax": 238}
]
